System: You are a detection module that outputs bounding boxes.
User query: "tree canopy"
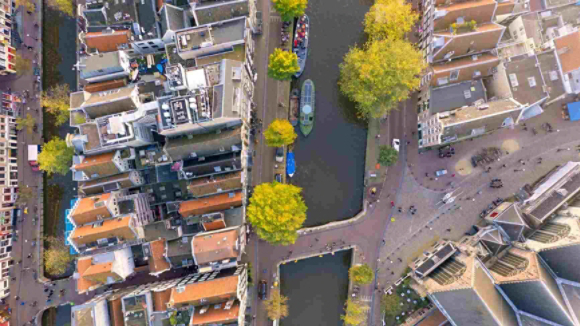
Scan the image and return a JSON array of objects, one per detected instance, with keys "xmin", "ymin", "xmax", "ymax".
[
  {"xmin": 42, "ymin": 84, "xmax": 71, "ymax": 126},
  {"xmin": 364, "ymin": 0, "xmax": 418, "ymax": 41},
  {"xmin": 268, "ymin": 48, "xmax": 300, "ymax": 81},
  {"xmin": 341, "ymin": 299, "xmax": 369, "ymax": 326},
  {"xmin": 339, "ymin": 38, "xmax": 425, "ymax": 119},
  {"xmin": 263, "ymin": 290, "xmax": 290, "ymax": 320},
  {"xmin": 15, "ymin": 184, "xmax": 34, "ymax": 206},
  {"xmin": 47, "ymin": 0, "xmax": 74, "ymax": 16},
  {"xmin": 15, "ymin": 0, "xmax": 35, "ymax": 13},
  {"xmin": 16, "ymin": 113, "xmax": 36, "ymax": 134},
  {"xmin": 247, "ymin": 182, "xmax": 307, "ymax": 245},
  {"xmin": 44, "ymin": 236, "xmax": 73, "ymax": 276},
  {"xmin": 272, "ymin": 0, "xmax": 308, "ymax": 22},
  {"xmin": 13, "ymin": 54, "xmax": 31, "ymax": 75},
  {"xmin": 349, "ymin": 264, "xmax": 374, "ymax": 285},
  {"xmin": 378, "ymin": 145, "xmax": 398, "ymax": 166},
  {"xmin": 381, "ymin": 293, "xmax": 402, "ymax": 318},
  {"xmin": 38, "ymin": 137, "xmax": 74, "ymax": 175},
  {"xmin": 264, "ymin": 119, "xmax": 297, "ymax": 147}
]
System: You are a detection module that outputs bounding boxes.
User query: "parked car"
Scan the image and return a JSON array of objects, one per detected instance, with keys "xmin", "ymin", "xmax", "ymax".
[
  {"xmin": 259, "ymin": 280, "xmax": 267, "ymax": 300},
  {"xmin": 275, "ymin": 147, "xmax": 284, "ymax": 163},
  {"xmin": 275, "ymin": 174, "xmax": 282, "ymax": 183},
  {"xmin": 435, "ymin": 169, "xmax": 448, "ymax": 177},
  {"xmin": 392, "ymin": 139, "xmax": 400, "ymax": 152}
]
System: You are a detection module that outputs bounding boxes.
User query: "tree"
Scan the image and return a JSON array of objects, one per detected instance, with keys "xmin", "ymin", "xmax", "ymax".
[
  {"xmin": 15, "ymin": 0, "xmax": 35, "ymax": 13},
  {"xmin": 364, "ymin": 0, "xmax": 418, "ymax": 41},
  {"xmin": 268, "ymin": 48, "xmax": 300, "ymax": 81},
  {"xmin": 247, "ymin": 182, "xmax": 307, "ymax": 245},
  {"xmin": 349, "ymin": 264, "xmax": 374, "ymax": 285},
  {"xmin": 264, "ymin": 290, "xmax": 289, "ymax": 320},
  {"xmin": 341, "ymin": 299, "xmax": 369, "ymax": 326},
  {"xmin": 13, "ymin": 54, "xmax": 31, "ymax": 75},
  {"xmin": 15, "ymin": 184, "xmax": 34, "ymax": 206},
  {"xmin": 378, "ymin": 145, "xmax": 398, "ymax": 166},
  {"xmin": 44, "ymin": 236, "xmax": 73, "ymax": 275},
  {"xmin": 42, "ymin": 84, "xmax": 71, "ymax": 126},
  {"xmin": 272, "ymin": 0, "xmax": 308, "ymax": 22},
  {"xmin": 264, "ymin": 119, "xmax": 297, "ymax": 147},
  {"xmin": 339, "ymin": 39, "xmax": 425, "ymax": 119},
  {"xmin": 38, "ymin": 137, "xmax": 74, "ymax": 175},
  {"xmin": 381, "ymin": 294, "xmax": 401, "ymax": 318},
  {"xmin": 16, "ymin": 113, "xmax": 36, "ymax": 134},
  {"xmin": 46, "ymin": 0, "xmax": 74, "ymax": 16}
]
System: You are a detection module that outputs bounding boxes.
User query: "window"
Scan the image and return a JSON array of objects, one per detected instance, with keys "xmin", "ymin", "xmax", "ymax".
[
  {"xmin": 473, "ymin": 70, "xmax": 481, "ymax": 78},
  {"xmin": 437, "ymin": 77, "xmax": 449, "ymax": 85},
  {"xmin": 449, "ymin": 70, "xmax": 460, "ymax": 81},
  {"xmin": 147, "ymin": 41, "xmax": 154, "ymax": 45},
  {"xmin": 141, "ymin": 45, "xmax": 149, "ymax": 49},
  {"xmin": 152, "ymin": 45, "xmax": 158, "ymax": 48}
]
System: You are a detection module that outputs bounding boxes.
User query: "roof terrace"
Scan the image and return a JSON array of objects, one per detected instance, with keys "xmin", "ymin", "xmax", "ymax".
[{"xmin": 176, "ymin": 17, "xmax": 246, "ymax": 54}]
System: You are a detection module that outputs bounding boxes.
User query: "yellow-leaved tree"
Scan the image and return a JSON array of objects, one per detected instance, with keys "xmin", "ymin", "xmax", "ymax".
[
  {"xmin": 247, "ymin": 182, "xmax": 307, "ymax": 245},
  {"xmin": 268, "ymin": 48, "xmax": 300, "ymax": 81},
  {"xmin": 44, "ymin": 236, "xmax": 73, "ymax": 276},
  {"xmin": 364, "ymin": 0, "xmax": 418, "ymax": 41},
  {"xmin": 38, "ymin": 137, "xmax": 75, "ymax": 175},
  {"xmin": 341, "ymin": 299, "xmax": 369, "ymax": 326},
  {"xmin": 264, "ymin": 119, "xmax": 297, "ymax": 147},
  {"xmin": 339, "ymin": 38, "xmax": 425, "ymax": 119},
  {"xmin": 42, "ymin": 84, "xmax": 71, "ymax": 126},
  {"xmin": 272, "ymin": 0, "xmax": 308, "ymax": 22},
  {"xmin": 47, "ymin": 0, "xmax": 74, "ymax": 16},
  {"xmin": 263, "ymin": 290, "xmax": 290, "ymax": 320}
]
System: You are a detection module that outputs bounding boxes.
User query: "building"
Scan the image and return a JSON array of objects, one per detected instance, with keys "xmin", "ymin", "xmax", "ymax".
[
  {"xmin": 75, "ymin": 247, "xmax": 135, "ymax": 294},
  {"xmin": 145, "ymin": 238, "xmax": 171, "ymax": 276},
  {"xmin": 0, "ymin": 44, "xmax": 15, "ymax": 75},
  {"xmin": 178, "ymin": 191, "xmax": 243, "ymax": 217},
  {"xmin": 78, "ymin": 51, "xmax": 131, "ymax": 84},
  {"xmin": 69, "ymin": 85, "xmax": 141, "ymax": 122},
  {"xmin": 80, "ymin": 29, "xmax": 132, "ymax": 55},
  {"xmin": 554, "ymin": 31, "xmax": 580, "ymax": 94},
  {"xmin": 71, "ymin": 149, "xmax": 138, "ymax": 181},
  {"xmin": 191, "ymin": 226, "xmax": 245, "ymax": 273}
]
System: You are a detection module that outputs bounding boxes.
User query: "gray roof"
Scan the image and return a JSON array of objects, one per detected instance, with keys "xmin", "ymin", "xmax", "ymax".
[
  {"xmin": 537, "ymin": 50, "xmax": 565, "ymax": 99},
  {"xmin": 497, "ymin": 204, "xmax": 527, "ymax": 226},
  {"xmin": 560, "ymin": 282, "xmax": 580, "ymax": 324},
  {"xmin": 499, "ymin": 223, "xmax": 526, "ymax": 242},
  {"xmin": 143, "ymin": 220, "xmax": 181, "ymax": 242},
  {"xmin": 539, "ymin": 244, "xmax": 580, "ymax": 284},
  {"xmin": 83, "ymin": 7, "xmax": 107, "ymax": 26},
  {"xmin": 136, "ymin": 0, "xmax": 159, "ymax": 40},
  {"xmin": 518, "ymin": 313, "xmax": 561, "ymax": 326},
  {"xmin": 83, "ymin": 95, "xmax": 137, "ymax": 119},
  {"xmin": 499, "ymin": 277, "xmax": 573, "ymax": 326},
  {"xmin": 79, "ymin": 52, "xmax": 125, "ymax": 80},
  {"xmin": 208, "ymin": 17, "xmax": 246, "ymax": 45},
  {"xmin": 140, "ymin": 179, "xmax": 189, "ymax": 205},
  {"xmin": 530, "ymin": 173, "xmax": 580, "ymax": 221},
  {"xmin": 504, "ymin": 54, "xmax": 547, "ymax": 106},
  {"xmin": 167, "ymin": 237, "xmax": 192, "ymax": 257},
  {"xmin": 181, "ymin": 152, "xmax": 241, "ymax": 179},
  {"xmin": 164, "ymin": 126, "xmax": 242, "ymax": 161},
  {"xmin": 223, "ymin": 207, "xmax": 243, "ymax": 227},
  {"xmin": 194, "ymin": 0, "xmax": 249, "ymax": 25},
  {"xmin": 165, "ymin": 4, "xmax": 186, "ymax": 32},
  {"xmin": 430, "ymin": 80, "xmax": 486, "ymax": 114}
]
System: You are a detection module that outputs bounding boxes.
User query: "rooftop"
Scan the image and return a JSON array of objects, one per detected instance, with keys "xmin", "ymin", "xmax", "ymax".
[
  {"xmin": 176, "ymin": 17, "xmax": 246, "ymax": 53},
  {"xmin": 554, "ymin": 30, "xmax": 580, "ymax": 74},
  {"xmin": 180, "ymin": 151, "xmax": 242, "ymax": 180},
  {"xmin": 169, "ymin": 274, "xmax": 238, "ymax": 306},
  {"xmin": 178, "ymin": 191, "xmax": 242, "ymax": 217},
  {"xmin": 187, "ymin": 171, "xmax": 242, "ymax": 198},
  {"xmin": 189, "ymin": 300, "xmax": 240, "ymax": 325},
  {"xmin": 164, "ymin": 126, "xmax": 242, "ymax": 161},
  {"xmin": 439, "ymin": 98, "xmax": 521, "ymax": 126},
  {"xmin": 72, "ymin": 299, "xmax": 109, "ymax": 326},
  {"xmin": 526, "ymin": 169, "xmax": 580, "ymax": 222},
  {"xmin": 71, "ymin": 215, "xmax": 136, "ymax": 246},
  {"xmin": 537, "ymin": 50, "xmax": 565, "ymax": 99},
  {"xmin": 430, "ymin": 53, "xmax": 500, "ymax": 87},
  {"xmin": 432, "ymin": 0, "xmax": 497, "ymax": 32},
  {"xmin": 148, "ymin": 239, "xmax": 171, "ymax": 275},
  {"xmin": 192, "ymin": 228, "xmax": 239, "ymax": 265},
  {"xmin": 79, "ymin": 51, "xmax": 128, "ymax": 80},
  {"xmin": 194, "ymin": 0, "xmax": 249, "ymax": 25},
  {"xmin": 504, "ymin": 54, "xmax": 547, "ymax": 106},
  {"xmin": 70, "ymin": 193, "xmax": 113, "ymax": 226},
  {"xmin": 487, "ymin": 248, "xmax": 536, "ymax": 282},
  {"xmin": 432, "ymin": 23, "xmax": 504, "ymax": 62},
  {"xmin": 143, "ymin": 220, "xmax": 181, "ymax": 242},
  {"xmin": 81, "ymin": 85, "xmax": 138, "ymax": 119},
  {"xmin": 430, "ymin": 80, "xmax": 486, "ymax": 114},
  {"xmin": 84, "ymin": 29, "xmax": 131, "ymax": 53}
]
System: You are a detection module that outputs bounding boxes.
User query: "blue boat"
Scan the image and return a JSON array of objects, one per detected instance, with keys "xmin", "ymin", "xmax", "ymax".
[{"xmin": 287, "ymin": 152, "xmax": 296, "ymax": 178}]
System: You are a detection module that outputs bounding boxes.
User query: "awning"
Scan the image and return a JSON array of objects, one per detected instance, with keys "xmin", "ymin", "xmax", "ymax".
[{"xmin": 567, "ymin": 101, "xmax": 580, "ymax": 121}]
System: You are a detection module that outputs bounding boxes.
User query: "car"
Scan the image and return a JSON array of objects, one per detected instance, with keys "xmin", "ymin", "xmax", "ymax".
[
  {"xmin": 435, "ymin": 169, "xmax": 448, "ymax": 177},
  {"xmin": 275, "ymin": 174, "xmax": 282, "ymax": 183},
  {"xmin": 392, "ymin": 139, "xmax": 400, "ymax": 152},
  {"xmin": 275, "ymin": 147, "xmax": 284, "ymax": 163},
  {"xmin": 259, "ymin": 280, "xmax": 267, "ymax": 300}
]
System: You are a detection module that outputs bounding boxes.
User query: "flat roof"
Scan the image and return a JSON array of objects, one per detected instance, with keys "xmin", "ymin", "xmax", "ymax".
[
  {"xmin": 430, "ymin": 80, "xmax": 486, "ymax": 114},
  {"xmin": 194, "ymin": 0, "xmax": 249, "ymax": 25},
  {"xmin": 504, "ymin": 54, "xmax": 547, "ymax": 106},
  {"xmin": 176, "ymin": 17, "xmax": 245, "ymax": 52}
]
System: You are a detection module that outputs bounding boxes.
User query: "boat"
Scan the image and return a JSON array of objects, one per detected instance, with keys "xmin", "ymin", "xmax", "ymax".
[
  {"xmin": 286, "ymin": 151, "xmax": 296, "ymax": 178},
  {"xmin": 292, "ymin": 15, "xmax": 309, "ymax": 78},
  {"xmin": 289, "ymin": 88, "xmax": 299, "ymax": 126},
  {"xmin": 299, "ymin": 79, "xmax": 315, "ymax": 136}
]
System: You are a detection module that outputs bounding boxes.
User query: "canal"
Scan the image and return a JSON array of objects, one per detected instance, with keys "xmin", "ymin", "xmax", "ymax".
[
  {"xmin": 292, "ymin": 0, "xmax": 371, "ymax": 227},
  {"xmin": 280, "ymin": 250, "xmax": 352, "ymax": 326}
]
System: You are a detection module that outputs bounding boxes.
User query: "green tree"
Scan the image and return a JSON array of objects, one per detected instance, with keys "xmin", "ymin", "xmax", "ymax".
[
  {"xmin": 349, "ymin": 264, "xmax": 374, "ymax": 285},
  {"xmin": 341, "ymin": 299, "xmax": 369, "ymax": 326},
  {"xmin": 264, "ymin": 119, "xmax": 297, "ymax": 147},
  {"xmin": 47, "ymin": 0, "xmax": 74, "ymax": 16},
  {"xmin": 378, "ymin": 145, "xmax": 398, "ymax": 166},
  {"xmin": 247, "ymin": 182, "xmax": 307, "ymax": 245},
  {"xmin": 13, "ymin": 54, "xmax": 31, "ymax": 75},
  {"xmin": 264, "ymin": 290, "xmax": 289, "ymax": 320},
  {"xmin": 44, "ymin": 236, "xmax": 73, "ymax": 275},
  {"xmin": 339, "ymin": 39, "xmax": 425, "ymax": 119},
  {"xmin": 38, "ymin": 137, "xmax": 74, "ymax": 175},
  {"xmin": 42, "ymin": 84, "xmax": 71, "ymax": 126},
  {"xmin": 381, "ymin": 294, "xmax": 401, "ymax": 318},
  {"xmin": 364, "ymin": 0, "xmax": 418, "ymax": 41},
  {"xmin": 272, "ymin": 0, "xmax": 308, "ymax": 22},
  {"xmin": 15, "ymin": 184, "xmax": 34, "ymax": 206},
  {"xmin": 16, "ymin": 113, "xmax": 36, "ymax": 134},
  {"xmin": 268, "ymin": 48, "xmax": 300, "ymax": 81}
]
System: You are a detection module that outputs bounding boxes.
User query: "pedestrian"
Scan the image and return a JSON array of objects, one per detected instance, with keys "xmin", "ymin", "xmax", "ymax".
[
  {"xmin": 315, "ymin": 238, "xmax": 319, "ymax": 242},
  {"xmin": 382, "ymin": 240, "xmax": 386, "ymax": 245},
  {"xmin": 376, "ymin": 134, "xmax": 381, "ymax": 139}
]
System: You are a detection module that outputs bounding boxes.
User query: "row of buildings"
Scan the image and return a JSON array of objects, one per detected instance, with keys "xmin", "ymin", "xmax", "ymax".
[
  {"xmin": 409, "ymin": 161, "xmax": 580, "ymax": 326},
  {"xmin": 416, "ymin": 0, "xmax": 580, "ymax": 149},
  {"xmin": 65, "ymin": 0, "xmax": 259, "ymax": 325}
]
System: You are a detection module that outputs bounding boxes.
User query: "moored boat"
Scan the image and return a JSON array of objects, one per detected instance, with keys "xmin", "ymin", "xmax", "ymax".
[
  {"xmin": 289, "ymin": 88, "xmax": 299, "ymax": 126},
  {"xmin": 299, "ymin": 79, "xmax": 315, "ymax": 136},
  {"xmin": 287, "ymin": 151, "xmax": 296, "ymax": 178},
  {"xmin": 292, "ymin": 15, "xmax": 309, "ymax": 78}
]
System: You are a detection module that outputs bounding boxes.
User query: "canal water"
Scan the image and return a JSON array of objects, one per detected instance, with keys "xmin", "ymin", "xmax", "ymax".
[
  {"xmin": 280, "ymin": 250, "xmax": 352, "ymax": 326},
  {"xmin": 292, "ymin": 0, "xmax": 371, "ymax": 227}
]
